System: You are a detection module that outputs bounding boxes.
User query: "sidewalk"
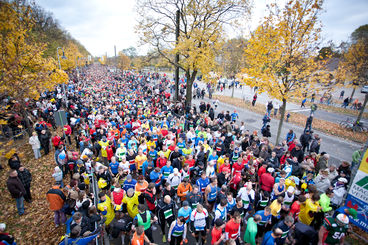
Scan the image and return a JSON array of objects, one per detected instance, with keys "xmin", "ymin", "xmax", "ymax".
[{"xmin": 197, "ymin": 82, "xmax": 367, "ymax": 124}]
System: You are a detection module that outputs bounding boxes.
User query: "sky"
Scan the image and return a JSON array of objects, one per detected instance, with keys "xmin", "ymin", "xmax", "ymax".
[{"xmin": 35, "ymin": 0, "xmax": 368, "ymax": 57}]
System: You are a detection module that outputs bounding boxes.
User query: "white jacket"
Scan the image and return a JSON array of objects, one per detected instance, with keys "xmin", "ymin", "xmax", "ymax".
[{"xmin": 29, "ymin": 135, "xmax": 40, "ymax": 150}]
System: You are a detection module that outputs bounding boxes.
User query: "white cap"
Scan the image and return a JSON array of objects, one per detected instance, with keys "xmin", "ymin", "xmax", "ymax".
[
  {"xmin": 287, "ymin": 186, "xmax": 295, "ymax": 193},
  {"xmin": 173, "ymin": 168, "xmax": 179, "ymax": 174},
  {"xmin": 268, "ymin": 168, "xmax": 275, "ymax": 173},
  {"xmin": 0, "ymin": 223, "xmax": 5, "ymax": 231},
  {"xmin": 338, "ymin": 177, "xmax": 348, "ymax": 183}
]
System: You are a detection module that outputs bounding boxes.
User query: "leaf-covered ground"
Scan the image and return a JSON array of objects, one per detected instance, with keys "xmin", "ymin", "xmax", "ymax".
[{"xmin": 0, "ymin": 137, "xmax": 66, "ymax": 244}]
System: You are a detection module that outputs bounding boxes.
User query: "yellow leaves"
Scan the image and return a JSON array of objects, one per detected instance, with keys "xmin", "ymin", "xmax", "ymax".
[
  {"xmin": 4, "ymin": 148, "xmax": 16, "ymax": 159},
  {"xmin": 117, "ymin": 52, "xmax": 131, "ymax": 70},
  {"xmin": 239, "ymin": 0, "xmax": 326, "ymax": 102},
  {"xmin": 0, "ymin": 119, "xmax": 7, "ymax": 125}
]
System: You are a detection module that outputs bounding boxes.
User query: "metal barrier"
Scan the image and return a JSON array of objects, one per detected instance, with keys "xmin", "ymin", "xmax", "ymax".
[{"xmin": 89, "ymin": 172, "xmax": 101, "ymax": 245}]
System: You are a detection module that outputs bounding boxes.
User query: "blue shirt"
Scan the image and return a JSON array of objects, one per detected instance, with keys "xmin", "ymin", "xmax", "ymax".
[
  {"xmin": 255, "ymin": 210, "xmax": 271, "ymax": 226},
  {"xmin": 161, "ymin": 166, "xmax": 174, "ymax": 179},
  {"xmin": 109, "ymin": 161, "xmax": 119, "ymax": 175},
  {"xmin": 123, "ymin": 179, "xmax": 137, "ymax": 192},
  {"xmin": 261, "ymin": 231, "xmax": 275, "ymax": 245},
  {"xmin": 196, "ymin": 177, "xmax": 210, "ymax": 193},
  {"xmin": 178, "ymin": 207, "xmax": 192, "ymax": 223}
]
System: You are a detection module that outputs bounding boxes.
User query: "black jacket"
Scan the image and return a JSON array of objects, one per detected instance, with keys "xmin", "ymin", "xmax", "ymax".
[{"xmin": 17, "ymin": 168, "xmax": 32, "ymax": 186}]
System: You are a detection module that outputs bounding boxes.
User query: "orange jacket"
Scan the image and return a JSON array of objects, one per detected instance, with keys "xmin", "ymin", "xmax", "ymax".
[
  {"xmin": 177, "ymin": 183, "xmax": 192, "ymax": 201},
  {"xmin": 46, "ymin": 186, "xmax": 66, "ymax": 211}
]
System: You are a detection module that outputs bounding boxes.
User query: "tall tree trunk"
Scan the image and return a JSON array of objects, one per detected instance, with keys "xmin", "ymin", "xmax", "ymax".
[
  {"xmin": 231, "ymin": 83, "xmax": 235, "ymax": 98},
  {"xmin": 350, "ymin": 87, "xmax": 356, "ymax": 101},
  {"xmin": 276, "ymin": 98, "xmax": 287, "ymax": 145},
  {"xmin": 356, "ymin": 93, "xmax": 368, "ymax": 124},
  {"xmin": 185, "ymin": 70, "xmax": 197, "ymax": 107}
]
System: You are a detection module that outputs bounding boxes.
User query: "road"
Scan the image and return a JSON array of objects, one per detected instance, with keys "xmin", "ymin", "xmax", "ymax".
[
  {"xmin": 192, "ymin": 96, "xmax": 362, "ymax": 167},
  {"xmin": 199, "ymin": 82, "xmax": 367, "ymax": 124}
]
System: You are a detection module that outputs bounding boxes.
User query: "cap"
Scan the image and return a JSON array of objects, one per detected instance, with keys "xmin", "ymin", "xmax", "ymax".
[
  {"xmin": 287, "ymin": 186, "xmax": 295, "ymax": 193},
  {"xmin": 173, "ymin": 168, "xmax": 179, "ymax": 174},
  {"xmin": 348, "ymin": 208, "xmax": 358, "ymax": 219},
  {"xmin": 268, "ymin": 167, "xmax": 275, "ymax": 173},
  {"xmin": 296, "ymin": 144, "xmax": 302, "ymax": 148},
  {"xmin": 0, "ymin": 223, "xmax": 5, "ymax": 231},
  {"xmin": 336, "ymin": 213, "xmax": 349, "ymax": 225},
  {"xmin": 102, "ymin": 136, "xmax": 107, "ymax": 141},
  {"xmin": 182, "ymin": 201, "xmax": 189, "ymax": 207},
  {"xmin": 338, "ymin": 177, "xmax": 348, "ymax": 183},
  {"xmin": 126, "ymin": 174, "xmax": 132, "ymax": 180}
]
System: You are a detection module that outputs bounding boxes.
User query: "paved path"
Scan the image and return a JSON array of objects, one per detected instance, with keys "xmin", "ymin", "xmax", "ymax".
[
  {"xmin": 198, "ymin": 82, "xmax": 367, "ymax": 124},
  {"xmin": 192, "ymin": 97, "xmax": 362, "ymax": 167}
]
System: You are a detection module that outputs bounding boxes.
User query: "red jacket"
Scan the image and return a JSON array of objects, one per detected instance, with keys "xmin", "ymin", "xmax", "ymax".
[
  {"xmin": 260, "ymin": 173, "xmax": 275, "ymax": 192},
  {"xmin": 63, "ymin": 125, "xmax": 71, "ymax": 135},
  {"xmin": 52, "ymin": 135, "xmax": 61, "ymax": 147}
]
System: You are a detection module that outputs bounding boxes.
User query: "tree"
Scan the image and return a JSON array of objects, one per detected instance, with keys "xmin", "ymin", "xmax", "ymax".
[
  {"xmin": 136, "ymin": 0, "xmax": 250, "ymax": 106},
  {"xmin": 218, "ymin": 37, "xmax": 247, "ymax": 77},
  {"xmin": 336, "ymin": 39, "xmax": 368, "ymax": 125},
  {"xmin": 240, "ymin": 0, "xmax": 330, "ymax": 144},
  {"xmin": 117, "ymin": 52, "xmax": 131, "ymax": 70},
  {"xmin": 351, "ymin": 24, "xmax": 368, "ymax": 44},
  {"xmin": 122, "ymin": 46, "xmax": 138, "ymax": 59},
  {"xmin": 0, "ymin": 1, "xmax": 68, "ymax": 132}
]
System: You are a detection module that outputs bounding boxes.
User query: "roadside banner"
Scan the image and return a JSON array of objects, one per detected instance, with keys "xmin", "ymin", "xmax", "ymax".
[{"xmin": 345, "ymin": 149, "xmax": 368, "ymax": 232}]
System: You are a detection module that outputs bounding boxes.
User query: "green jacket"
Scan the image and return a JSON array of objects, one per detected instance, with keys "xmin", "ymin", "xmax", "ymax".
[
  {"xmin": 352, "ymin": 150, "xmax": 361, "ymax": 164},
  {"xmin": 319, "ymin": 193, "xmax": 332, "ymax": 212},
  {"xmin": 244, "ymin": 217, "xmax": 257, "ymax": 245}
]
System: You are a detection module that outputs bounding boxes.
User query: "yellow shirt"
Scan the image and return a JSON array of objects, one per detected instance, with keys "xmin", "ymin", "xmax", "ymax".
[
  {"xmin": 147, "ymin": 141, "xmax": 156, "ymax": 151},
  {"xmin": 97, "ymin": 195, "xmax": 115, "ymax": 225},
  {"xmin": 158, "ymin": 150, "xmax": 171, "ymax": 159},
  {"xmin": 135, "ymin": 155, "xmax": 147, "ymax": 170},
  {"xmin": 122, "ymin": 192, "xmax": 141, "ymax": 218},
  {"xmin": 217, "ymin": 157, "xmax": 226, "ymax": 173},
  {"xmin": 99, "ymin": 140, "xmax": 109, "ymax": 157},
  {"xmin": 299, "ymin": 198, "xmax": 319, "ymax": 225},
  {"xmin": 270, "ymin": 199, "xmax": 282, "ymax": 217}
]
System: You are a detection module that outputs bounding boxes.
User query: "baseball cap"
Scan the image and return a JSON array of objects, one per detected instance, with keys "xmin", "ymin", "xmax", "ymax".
[
  {"xmin": 182, "ymin": 201, "xmax": 189, "ymax": 207},
  {"xmin": 126, "ymin": 174, "xmax": 132, "ymax": 180},
  {"xmin": 287, "ymin": 186, "xmax": 295, "ymax": 193},
  {"xmin": 268, "ymin": 167, "xmax": 275, "ymax": 173}
]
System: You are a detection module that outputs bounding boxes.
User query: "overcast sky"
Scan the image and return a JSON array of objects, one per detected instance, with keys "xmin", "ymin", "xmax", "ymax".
[{"xmin": 35, "ymin": 0, "xmax": 368, "ymax": 57}]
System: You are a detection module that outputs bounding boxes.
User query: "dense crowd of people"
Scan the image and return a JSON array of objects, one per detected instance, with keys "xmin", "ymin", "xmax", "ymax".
[{"xmin": 2, "ymin": 64, "xmax": 362, "ymax": 245}]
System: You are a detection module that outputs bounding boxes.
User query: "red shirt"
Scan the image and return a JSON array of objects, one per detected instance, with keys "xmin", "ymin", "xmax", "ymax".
[
  {"xmin": 257, "ymin": 166, "xmax": 266, "ymax": 177},
  {"xmin": 225, "ymin": 219, "xmax": 240, "ymax": 240},
  {"xmin": 290, "ymin": 201, "xmax": 301, "ymax": 220},
  {"xmin": 211, "ymin": 227, "xmax": 223, "ymax": 245},
  {"xmin": 260, "ymin": 173, "xmax": 275, "ymax": 192},
  {"xmin": 219, "ymin": 163, "xmax": 231, "ymax": 173},
  {"xmin": 52, "ymin": 136, "xmax": 61, "ymax": 147},
  {"xmin": 185, "ymin": 159, "xmax": 195, "ymax": 168},
  {"xmin": 232, "ymin": 162, "xmax": 244, "ymax": 174}
]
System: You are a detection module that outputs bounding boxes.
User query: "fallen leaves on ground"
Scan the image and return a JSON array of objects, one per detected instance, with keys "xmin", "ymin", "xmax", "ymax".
[{"xmin": 0, "ymin": 137, "xmax": 65, "ymax": 244}]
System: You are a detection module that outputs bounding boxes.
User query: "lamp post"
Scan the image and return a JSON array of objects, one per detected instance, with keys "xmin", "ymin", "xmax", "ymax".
[
  {"xmin": 56, "ymin": 47, "xmax": 67, "ymax": 70},
  {"xmin": 56, "ymin": 47, "xmax": 68, "ymax": 107}
]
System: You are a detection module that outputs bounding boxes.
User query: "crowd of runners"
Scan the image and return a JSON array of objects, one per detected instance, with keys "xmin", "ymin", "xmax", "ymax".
[{"xmin": 3, "ymin": 64, "xmax": 361, "ymax": 245}]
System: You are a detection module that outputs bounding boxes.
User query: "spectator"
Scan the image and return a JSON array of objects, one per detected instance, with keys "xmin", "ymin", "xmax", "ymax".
[
  {"xmin": 29, "ymin": 131, "xmax": 41, "ymax": 159},
  {"xmin": 17, "ymin": 165, "xmax": 32, "ymax": 203},
  {"xmin": 6, "ymin": 169, "xmax": 26, "ymax": 216}
]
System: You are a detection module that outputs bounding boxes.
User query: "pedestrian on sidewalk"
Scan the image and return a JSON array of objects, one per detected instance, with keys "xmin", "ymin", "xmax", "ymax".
[
  {"xmin": 252, "ymin": 94, "xmax": 257, "ymax": 106},
  {"xmin": 266, "ymin": 101, "xmax": 273, "ymax": 117},
  {"xmin": 339, "ymin": 90, "xmax": 345, "ymax": 99},
  {"xmin": 301, "ymin": 98, "xmax": 307, "ymax": 108},
  {"xmin": 7, "ymin": 169, "xmax": 26, "ymax": 216}
]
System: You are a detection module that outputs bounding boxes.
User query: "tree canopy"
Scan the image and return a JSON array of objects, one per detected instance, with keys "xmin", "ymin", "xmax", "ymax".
[
  {"xmin": 240, "ymin": 0, "xmax": 330, "ymax": 144},
  {"xmin": 136, "ymin": 0, "xmax": 251, "ymax": 105}
]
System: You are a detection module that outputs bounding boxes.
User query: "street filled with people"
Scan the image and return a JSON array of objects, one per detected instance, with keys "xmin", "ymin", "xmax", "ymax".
[{"xmin": 2, "ymin": 64, "xmax": 361, "ymax": 245}]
